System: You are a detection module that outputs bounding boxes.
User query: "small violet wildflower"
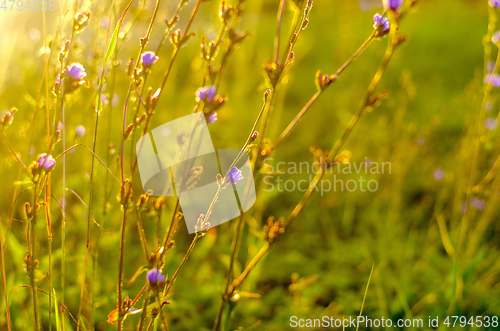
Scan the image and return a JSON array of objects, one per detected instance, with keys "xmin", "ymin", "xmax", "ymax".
[
  {"xmin": 485, "ymin": 73, "xmax": 500, "ymax": 87},
  {"xmin": 141, "ymin": 51, "xmax": 159, "ymax": 68},
  {"xmin": 490, "ymin": 0, "xmax": 500, "ymax": 8},
  {"xmin": 38, "ymin": 153, "xmax": 56, "ymax": 171},
  {"xmin": 66, "ymin": 63, "xmax": 87, "ymax": 80},
  {"xmin": 64, "ymin": 63, "xmax": 87, "ymax": 93},
  {"xmin": 147, "ymin": 268, "xmax": 166, "ymax": 287},
  {"xmin": 196, "ymin": 85, "xmax": 216, "ymax": 103},
  {"xmin": 208, "ymin": 112, "xmax": 218, "ymax": 123},
  {"xmin": 226, "ymin": 167, "xmax": 243, "ymax": 184},
  {"xmin": 373, "ymin": 14, "xmax": 390, "ymax": 34},
  {"xmin": 383, "ymin": 0, "xmax": 404, "ymax": 11}
]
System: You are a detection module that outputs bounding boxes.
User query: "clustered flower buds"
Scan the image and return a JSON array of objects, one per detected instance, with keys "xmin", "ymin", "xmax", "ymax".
[
  {"xmin": 58, "ymin": 40, "xmax": 71, "ymax": 64},
  {"xmin": 264, "ymin": 216, "xmax": 285, "ymax": 243},
  {"xmin": 315, "ymin": 70, "xmax": 334, "ymax": 91},
  {"xmin": 201, "ymin": 38, "xmax": 218, "ymax": 61},
  {"xmin": 183, "ymin": 167, "xmax": 204, "ymax": 191},
  {"xmin": 24, "ymin": 253, "xmax": 39, "ymax": 273},
  {"xmin": 219, "ymin": 1, "xmax": 234, "ymax": 24},
  {"xmin": 170, "ymin": 29, "xmax": 194, "ymax": 49},
  {"xmin": 144, "ymin": 88, "xmax": 161, "ymax": 114},
  {"xmin": 64, "ymin": 63, "xmax": 87, "ymax": 93},
  {"xmin": 194, "ymin": 214, "xmax": 210, "ymax": 234},
  {"xmin": 310, "ymin": 146, "xmax": 351, "ymax": 172},
  {"xmin": 264, "ymin": 61, "xmax": 282, "ymax": 87},
  {"xmin": 118, "ymin": 181, "xmax": 133, "ymax": 207},
  {"xmin": 74, "ymin": 12, "xmax": 91, "ymax": 33},
  {"xmin": 0, "ymin": 107, "xmax": 16, "ymax": 128}
]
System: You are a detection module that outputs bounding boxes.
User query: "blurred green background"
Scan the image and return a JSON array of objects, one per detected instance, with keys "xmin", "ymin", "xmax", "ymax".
[{"xmin": 1, "ymin": 0, "xmax": 500, "ymax": 330}]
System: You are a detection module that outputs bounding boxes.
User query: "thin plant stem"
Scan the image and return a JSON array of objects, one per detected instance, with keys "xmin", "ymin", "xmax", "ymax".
[
  {"xmin": 30, "ymin": 184, "xmax": 40, "ymax": 331},
  {"xmin": 231, "ymin": 242, "xmax": 269, "ymax": 289},
  {"xmin": 230, "ymin": 21, "xmax": 399, "ymax": 296},
  {"xmin": 212, "ymin": 93, "xmax": 270, "ymax": 330},
  {"xmin": 273, "ymin": 90, "xmax": 321, "ymax": 149},
  {"xmin": 455, "ymin": 4, "xmax": 500, "ymax": 304},
  {"xmin": 77, "ymin": 2, "xmax": 117, "ymax": 320},
  {"xmin": 118, "ymin": 5, "xmax": 205, "ymax": 326},
  {"xmin": 1, "ymin": 129, "xmax": 30, "ymax": 176},
  {"xmin": 0, "ymin": 216, "xmax": 12, "ymax": 331},
  {"xmin": 274, "ymin": 0, "xmax": 286, "ymax": 63},
  {"xmin": 163, "ymin": 233, "xmax": 201, "ymax": 297},
  {"xmin": 355, "ymin": 263, "xmax": 375, "ymax": 331}
]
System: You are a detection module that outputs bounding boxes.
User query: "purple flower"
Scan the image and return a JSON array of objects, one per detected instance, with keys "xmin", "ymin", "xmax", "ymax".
[
  {"xmin": 383, "ymin": 0, "xmax": 403, "ymax": 11},
  {"xmin": 75, "ymin": 125, "xmax": 86, "ymax": 136},
  {"xmin": 373, "ymin": 14, "xmax": 390, "ymax": 33},
  {"xmin": 147, "ymin": 269, "xmax": 166, "ymax": 286},
  {"xmin": 490, "ymin": 0, "xmax": 500, "ymax": 8},
  {"xmin": 469, "ymin": 197, "xmax": 486, "ymax": 211},
  {"xmin": 141, "ymin": 51, "xmax": 159, "ymax": 67},
  {"xmin": 485, "ymin": 117, "xmax": 499, "ymax": 130},
  {"xmin": 38, "ymin": 153, "xmax": 56, "ymax": 171},
  {"xmin": 493, "ymin": 31, "xmax": 500, "ymax": 44},
  {"xmin": 208, "ymin": 112, "xmax": 218, "ymax": 123},
  {"xmin": 66, "ymin": 63, "xmax": 87, "ymax": 80},
  {"xmin": 226, "ymin": 166, "xmax": 243, "ymax": 184},
  {"xmin": 195, "ymin": 86, "xmax": 216, "ymax": 103},
  {"xmin": 485, "ymin": 74, "xmax": 500, "ymax": 87}
]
